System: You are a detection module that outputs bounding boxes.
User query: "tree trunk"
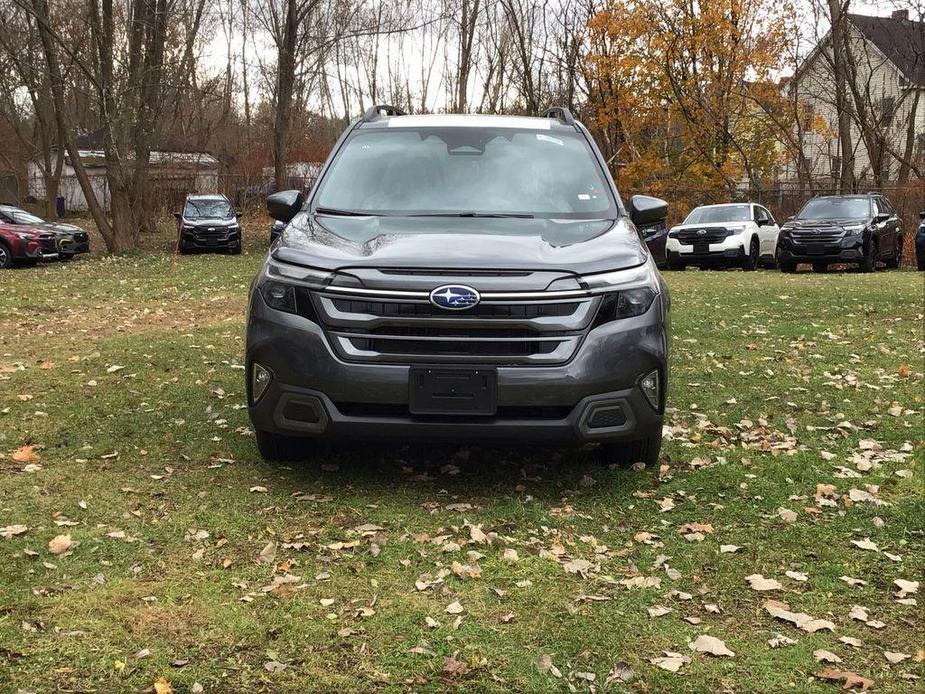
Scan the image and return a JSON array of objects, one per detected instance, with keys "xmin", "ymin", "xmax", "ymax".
[
  {"xmin": 827, "ymin": 0, "xmax": 855, "ymax": 192},
  {"xmin": 31, "ymin": 0, "xmax": 116, "ymax": 249},
  {"xmin": 273, "ymin": 0, "xmax": 299, "ymax": 190}
]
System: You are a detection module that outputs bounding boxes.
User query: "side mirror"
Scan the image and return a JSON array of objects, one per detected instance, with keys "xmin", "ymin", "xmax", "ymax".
[
  {"xmin": 235, "ymin": 209, "xmax": 243, "ymax": 218},
  {"xmin": 173, "ymin": 212, "xmax": 181, "ymax": 220},
  {"xmin": 267, "ymin": 190, "xmax": 304, "ymax": 223},
  {"xmin": 875, "ymin": 212, "xmax": 890, "ymax": 223},
  {"xmin": 629, "ymin": 194, "xmax": 668, "ymax": 228},
  {"xmin": 919, "ymin": 211, "xmax": 924, "ymax": 220}
]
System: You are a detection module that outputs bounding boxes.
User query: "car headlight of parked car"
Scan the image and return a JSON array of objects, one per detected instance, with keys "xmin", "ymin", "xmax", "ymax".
[
  {"xmin": 579, "ymin": 264, "xmax": 660, "ymax": 323},
  {"xmin": 842, "ymin": 224, "xmax": 865, "ymax": 235},
  {"xmin": 257, "ymin": 264, "xmax": 332, "ymax": 315},
  {"xmin": 15, "ymin": 232, "xmax": 36, "ymax": 241}
]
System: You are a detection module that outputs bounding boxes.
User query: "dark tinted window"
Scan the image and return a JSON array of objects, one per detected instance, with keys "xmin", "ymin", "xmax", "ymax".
[
  {"xmin": 314, "ymin": 127, "xmax": 617, "ymax": 219},
  {"xmin": 183, "ymin": 199, "xmax": 233, "ymax": 219},
  {"xmin": 798, "ymin": 197, "xmax": 871, "ymax": 220}
]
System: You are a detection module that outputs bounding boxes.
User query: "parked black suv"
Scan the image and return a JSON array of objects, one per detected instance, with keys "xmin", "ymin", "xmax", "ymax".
[
  {"xmin": 916, "ymin": 211, "xmax": 925, "ymax": 271},
  {"xmin": 246, "ymin": 107, "xmax": 670, "ymax": 466},
  {"xmin": 777, "ymin": 194, "xmax": 902, "ymax": 273},
  {"xmin": 175, "ymin": 194, "xmax": 242, "ymax": 254}
]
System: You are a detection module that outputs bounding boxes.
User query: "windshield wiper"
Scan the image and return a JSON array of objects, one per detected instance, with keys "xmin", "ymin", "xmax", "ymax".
[
  {"xmin": 313, "ymin": 206, "xmax": 375, "ymax": 217},
  {"xmin": 407, "ymin": 211, "xmax": 535, "ymax": 219}
]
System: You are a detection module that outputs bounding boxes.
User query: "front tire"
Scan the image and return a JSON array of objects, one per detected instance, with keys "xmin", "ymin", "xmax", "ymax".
[
  {"xmin": 599, "ymin": 429, "xmax": 663, "ymax": 469},
  {"xmin": 742, "ymin": 239, "xmax": 759, "ymax": 271},
  {"xmin": 779, "ymin": 259, "xmax": 797, "ymax": 273},
  {"xmin": 859, "ymin": 243, "xmax": 875, "ymax": 273},
  {"xmin": 885, "ymin": 237, "xmax": 901, "ymax": 269},
  {"xmin": 256, "ymin": 429, "xmax": 312, "ymax": 462},
  {"xmin": 0, "ymin": 242, "xmax": 12, "ymax": 269},
  {"xmin": 918, "ymin": 255, "xmax": 925, "ymax": 271}
]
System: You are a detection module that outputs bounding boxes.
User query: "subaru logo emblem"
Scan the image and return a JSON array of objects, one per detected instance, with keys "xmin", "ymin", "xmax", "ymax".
[
  {"xmin": 697, "ymin": 229, "xmax": 707, "ymax": 235},
  {"xmin": 429, "ymin": 285, "xmax": 480, "ymax": 310}
]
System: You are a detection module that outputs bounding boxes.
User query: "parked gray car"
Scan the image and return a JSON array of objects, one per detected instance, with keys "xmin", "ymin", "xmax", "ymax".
[{"xmin": 246, "ymin": 107, "xmax": 670, "ymax": 466}]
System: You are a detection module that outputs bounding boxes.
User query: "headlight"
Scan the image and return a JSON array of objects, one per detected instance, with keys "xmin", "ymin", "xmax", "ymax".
[
  {"xmin": 15, "ymin": 232, "xmax": 36, "ymax": 241},
  {"xmin": 580, "ymin": 264, "xmax": 660, "ymax": 325},
  {"xmin": 726, "ymin": 224, "xmax": 747, "ymax": 232},
  {"xmin": 593, "ymin": 287, "xmax": 658, "ymax": 324},
  {"xmin": 258, "ymin": 279, "xmax": 297, "ymax": 313},
  {"xmin": 842, "ymin": 224, "xmax": 865, "ymax": 234}
]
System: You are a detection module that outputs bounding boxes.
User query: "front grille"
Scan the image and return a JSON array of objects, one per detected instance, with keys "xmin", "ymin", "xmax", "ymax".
[
  {"xmin": 674, "ymin": 227, "xmax": 733, "ymax": 245},
  {"xmin": 308, "ymin": 284, "xmax": 598, "ymax": 366},
  {"xmin": 331, "ymin": 298, "xmax": 580, "ymax": 320},
  {"xmin": 346, "ymin": 336, "xmax": 562, "ymax": 357},
  {"xmin": 335, "ymin": 402, "xmax": 572, "ymax": 420},
  {"xmin": 786, "ymin": 228, "xmax": 845, "ymax": 244}
]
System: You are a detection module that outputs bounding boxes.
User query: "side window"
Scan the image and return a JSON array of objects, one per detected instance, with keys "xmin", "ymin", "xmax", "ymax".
[
  {"xmin": 761, "ymin": 207, "xmax": 776, "ymax": 225},
  {"xmin": 880, "ymin": 198, "xmax": 895, "ymax": 215}
]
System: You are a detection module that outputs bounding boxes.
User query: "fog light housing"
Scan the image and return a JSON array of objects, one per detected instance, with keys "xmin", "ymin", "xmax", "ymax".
[
  {"xmin": 252, "ymin": 363, "xmax": 273, "ymax": 403},
  {"xmin": 640, "ymin": 370, "xmax": 660, "ymax": 411}
]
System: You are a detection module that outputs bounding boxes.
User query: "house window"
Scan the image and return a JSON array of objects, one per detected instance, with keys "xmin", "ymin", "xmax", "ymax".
[{"xmin": 830, "ymin": 156, "xmax": 842, "ymax": 178}]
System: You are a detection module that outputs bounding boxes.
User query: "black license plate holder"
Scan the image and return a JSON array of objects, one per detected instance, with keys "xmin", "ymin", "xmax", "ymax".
[
  {"xmin": 693, "ymin": 242, "xmax": 710, "ymax": 254},
  {"xmin": 807, "ymin": 244, "xmax": 826, "ymax": 255},
  {"xmin": 409, "ymin": 366, "xmax": 497, "ymax": 416}
]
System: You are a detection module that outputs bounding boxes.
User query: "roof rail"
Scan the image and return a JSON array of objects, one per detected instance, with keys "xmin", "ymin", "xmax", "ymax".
[
  {"xmin": 543, "ymin": 106, "xmax": 576, "ymax": 126},
  {"xmin": 363, "ymin": 104, "xmax": 407, "ymax": 122}
]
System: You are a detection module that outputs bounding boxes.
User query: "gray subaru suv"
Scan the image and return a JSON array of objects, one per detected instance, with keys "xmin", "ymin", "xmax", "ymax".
[{"xmin": 246, "ymin": 107, "xmax": 670, "ymax": 465}]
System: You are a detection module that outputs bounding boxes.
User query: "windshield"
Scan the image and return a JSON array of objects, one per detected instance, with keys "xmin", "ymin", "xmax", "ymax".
[
  {"xmin": 684, "ymin": 205, "xmax": 751, "ymax": 224},
  {"xmin": 312, "ymin": 127, "xmax": 617, "ymax": 219},
  {"xmin": 183, "ymin": 199, "xmax": 233, "ymax": 219},
  {"xmin": 0, "ymin": 206, "xmax": 45, "ymax": 225},
  {"xmin": 798, "ymin": 198, "xmax": 871, "ymax": 220}
]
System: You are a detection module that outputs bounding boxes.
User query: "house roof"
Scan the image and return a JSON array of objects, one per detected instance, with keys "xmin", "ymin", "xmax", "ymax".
[{"xmin": 848, "ymin": 13, "xmax": 925, "ymax": 86}]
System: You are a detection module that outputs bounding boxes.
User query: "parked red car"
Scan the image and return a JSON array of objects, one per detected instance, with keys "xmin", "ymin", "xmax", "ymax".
[{"xmin": 0, "ymin": 221, "xmax": 59, "ymax": 269}]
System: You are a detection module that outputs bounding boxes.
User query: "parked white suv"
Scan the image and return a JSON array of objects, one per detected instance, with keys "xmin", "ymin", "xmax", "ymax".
[{"xmin": 665, "ymin": 203, "xmax": 779, "ymax": 270}]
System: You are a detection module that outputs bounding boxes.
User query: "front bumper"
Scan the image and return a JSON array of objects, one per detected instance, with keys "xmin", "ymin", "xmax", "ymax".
[
  {"xmin": 20, "ymin": 237, "xmax": 59, "ymax": 260},
  {"xmin": 181, "ymin": 227, "xmax": 241, "ymax": 250},
  {"xmin": 246, "ymin": 296, "xmax": 667, "ymax": 444},
  {"xmin": 666, "ymin": 236, "xmax": 746, "ymax": 264},
  {"xmin": 777, "ymin": 235, "xmax": 863, "ymax": 264}
]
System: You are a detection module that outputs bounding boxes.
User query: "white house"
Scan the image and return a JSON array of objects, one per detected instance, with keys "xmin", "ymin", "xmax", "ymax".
[
  {"xmin": 782, "ymin": 10, "xmax": 924, "ymax": 184},
  {"xmin": 28, "ymin": 143, "xmax": 219, "ymax": 213}
]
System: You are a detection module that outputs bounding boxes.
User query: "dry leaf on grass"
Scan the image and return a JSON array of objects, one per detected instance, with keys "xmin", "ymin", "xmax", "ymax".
[
  {"xmin": 48, "ymin": 534, "xmax": 72, "ymax": 555},
  {"xmin": 12, "ymin": 445, "xmax": 41, "ymax": 463},
  {"xmin": 153, "ymin": 677, "xmax": 173, "ymax": 694},
  {"xmin": 815, "ymin": 667, "xmax": 873, "ymax": 691},
  {"xmin": 814, "ymin": 649, "xmax": 842, "ymax": 663},
  {"xmin": 1, "ymin": 524, "xmax": 28, "ymax": 539},
  {"xmin": 746, "ymin": 574, "xmax": 783, "ymax": 591},
  {"xmin": 764, "ymin": 600, "xmax": 835, "ymax": 633},
  {"xmin": 884, "ymin": 651, "xmax": 910, "ymax": 664},
  {"xmin": 445, "ymin": 601, "xmax": 464, "ymax": 614},
  {"xmin": 689, "ymin": 634, "xmax": 735, "ymax": 657},
  {"xmin": 649, "ymin": 651, "xmax": 690, "ymax": 673}
]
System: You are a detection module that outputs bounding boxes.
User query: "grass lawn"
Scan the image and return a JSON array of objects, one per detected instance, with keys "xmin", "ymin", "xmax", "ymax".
[{"xmin": 1, "ymin": 245, "xmax": 922, "ymax": 693}]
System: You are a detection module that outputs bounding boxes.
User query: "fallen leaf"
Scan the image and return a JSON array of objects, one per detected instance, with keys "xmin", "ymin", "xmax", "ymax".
[
  {"xmin": 605, "ymin": 660, "xmax": 635, "ymax": 684},
  {"xmin": 1, "ymin": 524, "xmax": 28, "ymax": 539},
  {"xmin": 720, "ymin": 544, "xmax": 741, "ymax": 553},
  {"xmin": 850, "ymin": 538, "xmax": 879, "ymax": 552},
  {"xmin": 11, "ymin": 445, "xmax": 41, "ymax": 464},
  {"xmin": 649, "ymin": 651, "xmax": 690, "ymax": 673},
  {"xmin": 443, "ymin": 654, "xmax": 468, "ymax": 677},
  {"xmin": 502, "ymin": 548, "xmax": 519, "ymax": 562},
  {"xmin": 689, "ymin": 634, "xmax": 735, "ymax": 657},
  {"xmin": 445, "ymin": 601, "xmax": 464, "ymax": 615},
  {"xmin": 814, "ymin": 649, "xmax": 842, "ymax": 663},
  {"xmin": 48, "ymin": 534, "xmax": 72, "ymax": 555},
  {"xmin": 777, "ymin": 507, "xmax": 798, "ymax": 523},
  {"xmin": 153, "ymin": 677, "xmax": 173, "ymax": 694},
  {"xmin": 815, "ymin": 667, "xmax": 873, "ymax": 691},
  {"xmin": 746, "ymin": 574, "xmax": 783, "ymax": 591},
  {"xmin": 769, "ymin": 633, "xmax": 796, "ymax": 648},
  {"xmin": 884, "ymin": 651, "xmax": 910, "ymax": 664}
]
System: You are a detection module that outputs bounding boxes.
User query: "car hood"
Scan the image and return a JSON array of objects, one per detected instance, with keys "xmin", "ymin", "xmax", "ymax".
[
  {"xmin": 184, "ymin": 217, "xmax": 237, "ymax": 226},
  {"xmin": 782, "ymin": 217, "xmax": 869, "ymax": 230},
  {"xmin": 33, "ymin": 222, "xmax": 85, "ymax": 236},
  {"xmin": 670, "ymin": 222, "xmax": 745, "ymax": 231},
  {"xmin": 272, "ymin": 214, "xmax": 648, "ymax": 274}
]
